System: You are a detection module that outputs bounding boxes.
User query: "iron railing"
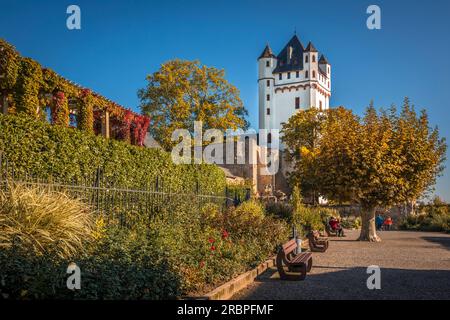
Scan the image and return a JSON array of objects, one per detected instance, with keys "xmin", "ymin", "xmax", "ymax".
[{"xmin": 0, "ymin": 153, "xmax": 239, "ymax": 226}]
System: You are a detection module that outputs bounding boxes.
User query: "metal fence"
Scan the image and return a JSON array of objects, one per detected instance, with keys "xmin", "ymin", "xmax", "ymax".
[{"xmin": 0, "ymin": 153, "xmax": 239, "ymax": 226}]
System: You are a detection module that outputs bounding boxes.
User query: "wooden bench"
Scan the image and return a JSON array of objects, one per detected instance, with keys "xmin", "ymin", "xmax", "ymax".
[
  {"xmin": 276, "ymin": 239, "xmax": 313, "ymax": 280},
  {"xmin": 307, "ymin": 230, "xmax": 329, "ymax": 252}
]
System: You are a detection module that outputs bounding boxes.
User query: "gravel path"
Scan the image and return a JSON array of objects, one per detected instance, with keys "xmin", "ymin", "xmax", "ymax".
[{"xmin": 233, "ymin": 230, "xmax": 450, "ymax": 300}]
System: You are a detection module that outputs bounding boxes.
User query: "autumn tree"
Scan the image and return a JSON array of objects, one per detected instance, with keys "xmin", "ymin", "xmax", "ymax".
[
  {"xmin": 282, "ymin": 101, "xmax": 446, "ymax": 241},
  {"xmin": 281, "ymin": 107, "xmax": 327, "ymax": 201},
  {"xmin": 138, "ymin": 59, "xmax": 249, "ymax": 150}
]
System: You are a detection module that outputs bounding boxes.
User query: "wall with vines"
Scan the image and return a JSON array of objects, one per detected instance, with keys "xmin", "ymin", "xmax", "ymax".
[
  {"xmin": 0, "ymin": 39, "xmax": 150, "ymax": 146},
  {"xmin": 0, "ymin": 114, "xmax": 226, "ymax": 195}
]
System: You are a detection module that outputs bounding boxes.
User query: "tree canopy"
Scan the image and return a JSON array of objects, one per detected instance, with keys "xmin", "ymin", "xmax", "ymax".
[
  {"xmin": 138, "ymin": 59, "xmax": 249, "ymax": 150},
  {"xmin": 282, "ymin": 99, "xmax": 447, "ymax": 241}
]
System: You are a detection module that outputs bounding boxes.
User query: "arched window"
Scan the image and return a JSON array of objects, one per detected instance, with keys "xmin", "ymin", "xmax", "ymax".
[
  {"xmin": 267, "ymin": 133, "xmax": 272, "ymax": 144},
  {"xmin": 305, "ymin": 71, "xmax": 309, "ymax": 78},
  {"xmin": 266, "ymin": 61, "xmax": 270, "ymax": 67},
  {"xmin": 312, "ymin": 71, "xmax": 316, "ymax": 78},
  {"xmin": 305, "ymin": 55, "xmax": 309, "ymax": 63},
  {"xmin": 312, "ymin": 55, "xmax": 316, "ymax": 62}
]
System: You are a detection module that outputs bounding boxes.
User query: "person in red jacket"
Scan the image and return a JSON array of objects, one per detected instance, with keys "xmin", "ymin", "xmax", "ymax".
[
  {"xmin": 383, "ymin": 216, "xmax": 393, "ymax": 231},
  {"xmin": 329, "ymin": 217, "xmax": 345, "ymax": 237}
]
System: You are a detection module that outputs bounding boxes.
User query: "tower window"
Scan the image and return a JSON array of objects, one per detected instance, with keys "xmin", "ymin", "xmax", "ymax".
[
  {"xmin": 295, "ymin": 97, "xmax": 300, "ymax": 109},
  {"xmin": 319, "ymin": 101, "xmax": 323, "ymax": 110},
  {"xmin": 266, "ymin": 80, "xmax": 270, "ymax": 87},
  {"xmin": 305, "ymin": 71, "xmax": 309, "ymax": 78},
  {"xmin": 312, "ymin": 55, "xmax": 316, "ymax": 62},
  {"xmin": 296, "ymin": 71, "xmax": 299, "ymax": 78},
  {"xmin": 312, "ymin": 71, "xmax": 316, "ymax": 78},
  {"xmin": 267, "ymin": 108, "xmax": 270, "ymax": 115},
  {"xmin": 305, "ymin": 55, "xmax": 309, "ymax": 63},
  {"xmin": 328, "ymin": 67, "xmax": 330, "ymax": 74},
  {"xmin": 266, "ymin": 94, "xmax": 270, "ymax": 101},
  {"xmin": 267, "ymin": 133, "xmax": 272, "ymax": 144},
  {"xmin": 287, "ymin": 72, "xmax": 291, "ymax": 79},
  {"xmin": 279, "ymin": 73, "xmax": 282, "ymax": 80},
  {"xmin": 266, "ymin": 61, "xmax": 270, "ymax": 67}
]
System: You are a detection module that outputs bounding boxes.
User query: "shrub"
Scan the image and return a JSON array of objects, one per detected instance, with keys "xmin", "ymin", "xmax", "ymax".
[
  {"xmin": 265, "ymin": 201, "xmax": 293, "ymax": 221},
  {"xmin": 0, "ymin": 187, "xmax": 289, "ymax": 299},
  {"xmin": 229, "ymin": 200, "xmax": 265, "ymax": 230},
  {"xmin": 292, "ymin": 206, "xmax": 324, "ymax": 236},
  {"xmin": 399, "ymin": 198, "xmax": 450, "ymax": 233},
  {"xmin": 0, "ymin": 183, "xmax": 94, "ymax": 259},
  {"xmin": 340, "ymin": 216, "xmax": 362, "ymax": 229}
]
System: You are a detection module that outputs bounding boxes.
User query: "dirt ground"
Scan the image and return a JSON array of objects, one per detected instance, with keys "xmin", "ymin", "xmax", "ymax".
[{"xmin": 233, "ymin": 229, "xmax": 450, "ymax": 300}]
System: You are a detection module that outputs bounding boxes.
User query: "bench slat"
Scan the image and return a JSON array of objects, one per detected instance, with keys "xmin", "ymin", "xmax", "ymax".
[
  {"xmin": 282, "ymin": 239, "xmax": 296, "ymax": 251},
  {"xmin": 291, "ymin": 253, "xmax": 312, "ymax": 264}
]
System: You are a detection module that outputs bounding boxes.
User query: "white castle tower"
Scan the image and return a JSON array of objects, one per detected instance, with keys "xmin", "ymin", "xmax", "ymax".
[{"xmin": 258, "ymin": 34, "xmax": 331, "ymax": 134}]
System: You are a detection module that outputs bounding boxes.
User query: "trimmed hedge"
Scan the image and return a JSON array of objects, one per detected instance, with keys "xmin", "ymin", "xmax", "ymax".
[{"xmin": 0, "ymin": 114, "xmax": 226, "ymax": 195}]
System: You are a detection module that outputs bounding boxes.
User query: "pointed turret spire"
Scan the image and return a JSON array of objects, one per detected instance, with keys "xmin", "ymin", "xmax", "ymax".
[
  {"xmin": 304, "ymin": 41, "xmax": 318, "ymax": 52},
  {"xmin": 258, "ymin": 44, "xmax": 276, "ymax": 60},
  {"xmin": 319, "ymin": 54, "xmax": 329, "ymax": 64}
]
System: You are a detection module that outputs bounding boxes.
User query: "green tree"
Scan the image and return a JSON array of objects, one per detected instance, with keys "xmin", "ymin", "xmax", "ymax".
[
  {"xmin": 138, "ymin": 59, "xmax": 248, "ymax": 150},
  {"xmin": 281, "ymin": 107, "xmax": 327, "ymax": 201},
  {"xmin": 282, "ymin": 101, "xmax": 446, "ymax": 241}
]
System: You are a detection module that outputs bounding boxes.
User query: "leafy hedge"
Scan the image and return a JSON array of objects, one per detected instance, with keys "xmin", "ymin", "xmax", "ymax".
[{"xmin": 0, "ymin": 114, "xmax": 226, "ymax": 194}]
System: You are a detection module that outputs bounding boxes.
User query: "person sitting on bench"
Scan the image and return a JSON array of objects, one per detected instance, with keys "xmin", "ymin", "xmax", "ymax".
[{"xmin": 329, "ymin": 217, "xmax": 344, "ymax": 237}]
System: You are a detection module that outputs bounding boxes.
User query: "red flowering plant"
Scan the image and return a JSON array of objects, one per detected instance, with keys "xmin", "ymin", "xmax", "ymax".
[{"xmin": 51, "ymin": 91, "xmax": 69, "ymax": 127}]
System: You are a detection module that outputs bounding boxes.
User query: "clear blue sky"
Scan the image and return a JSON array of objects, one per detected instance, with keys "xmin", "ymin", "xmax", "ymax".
[{"xmin": 1, "ymin": 0, "xmax": 449, "ymax": 201}]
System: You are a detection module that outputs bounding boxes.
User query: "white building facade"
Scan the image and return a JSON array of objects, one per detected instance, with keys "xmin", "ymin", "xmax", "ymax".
[{"xmin": 258, "ymin": 35, "xmax": 331, "ymax": 134}]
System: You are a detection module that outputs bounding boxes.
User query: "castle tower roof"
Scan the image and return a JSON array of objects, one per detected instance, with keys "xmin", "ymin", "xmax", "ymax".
[
  {"xmin": 305, "ymin": 41, "xmax": 318, "ymax": 52},
  {"xmin": 319, "ymin": 54, "xmax": 329, "ymax": 64},
  {"xmin": 273, "ymin": 34, "xmax": 305, "ymax": 73},
  {"xmin": 258, "ymin": 44, "xmax": 276, "ymax": 59}
]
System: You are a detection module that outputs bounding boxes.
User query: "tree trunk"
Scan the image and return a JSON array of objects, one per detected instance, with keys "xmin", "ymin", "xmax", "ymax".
[
  {"xmin": 405, "ymin": 200, "xmax": 416, "ymax": 216},
  {"xmin": 358, "ymin": 206, "xmax": 381, "ymax": 242},
  {"xmin": 1, "ymin": 94, "xmax": 8, "ymax": 114}
]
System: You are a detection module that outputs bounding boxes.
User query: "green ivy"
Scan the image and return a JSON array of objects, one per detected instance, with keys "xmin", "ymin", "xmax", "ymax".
[
  {"xmin": 0, "ymin": 39, "xmax": 20, "ymax": 91},
  {"xmin": 77, "ymin": 89, "xmax": 94, "ymax": 133},
  {"xmin": 0, "ymin": 113, "xmax": 226, "ymax": 194},
  {"xmin": 14, "ymin": 58, "xmax": 43, "ymax": 118}
]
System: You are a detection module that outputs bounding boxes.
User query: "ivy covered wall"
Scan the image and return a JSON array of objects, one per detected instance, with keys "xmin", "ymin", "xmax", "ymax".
[{"xmin": 0, "ymin": 114, "xmax": 226, "ymax": 195}]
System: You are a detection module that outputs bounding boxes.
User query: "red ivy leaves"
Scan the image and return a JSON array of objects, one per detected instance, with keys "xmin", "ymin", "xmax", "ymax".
[{"xmin": 222, "ymin": 230, "xmax": 229, "ymax": 239}]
